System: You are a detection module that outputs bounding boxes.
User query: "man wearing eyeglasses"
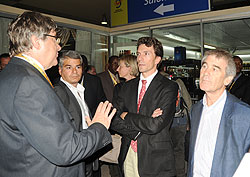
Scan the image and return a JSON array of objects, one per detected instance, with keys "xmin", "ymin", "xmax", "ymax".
[{"xmin": 0, "ymin": 11, "xmax": 116, "ymax": 177}]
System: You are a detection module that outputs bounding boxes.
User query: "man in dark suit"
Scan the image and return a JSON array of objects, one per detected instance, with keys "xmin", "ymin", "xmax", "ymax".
[
  {"xmin": 54, "ymin": 50, "xmax": 95, "ymax": 176},
  {"xmin": 188, "ymin": 49, "xmax": 250, "ymax": 177},
  {"xmin": 0, "ymin": 11, "xmax": 116, "ymax": 177},
  {"xmin": 98, "ymin": 55, "xmax": 119, "ymax": 102},
  {"xmin": 80, "ymin": 55, "xmax": 107, "ymax": 117},
  {"xmin": 111, "ymin": 37, "xmax": 178, "ymax": 177},
  {"xmin": 227, "ymin": 55, "xmax": 250, "ymax": 105}
]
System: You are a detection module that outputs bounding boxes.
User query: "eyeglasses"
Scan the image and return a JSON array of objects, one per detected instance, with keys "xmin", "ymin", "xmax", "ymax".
[{"xmin": 44, "ymin": 34, "xmax": 61, "ymax": 44}]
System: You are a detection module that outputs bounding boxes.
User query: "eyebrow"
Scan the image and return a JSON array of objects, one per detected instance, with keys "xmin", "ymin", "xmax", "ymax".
[
  {"xmin": 64, "ymin": 64, "xmax": 82, "ymax": 67},
  {"xmin": 213, "ymin": 64, "xmax": 221, "ymax": 70},
  {"xmin": 202, "ymin": 61, "xmax": 221, "ymax": 70}
]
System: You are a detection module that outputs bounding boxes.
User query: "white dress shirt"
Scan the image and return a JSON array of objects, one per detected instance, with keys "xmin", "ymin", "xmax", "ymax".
[
  {"xmin": 193, "ymin": 90, "xmax": 227, "ymax": 177},
  {"xmin": 60, "ymin": 77, "xmax": 89, "ymax": 129},
  {"xmin": 138, "ymin": 70, "xmax": 158, "ymax": 102}
]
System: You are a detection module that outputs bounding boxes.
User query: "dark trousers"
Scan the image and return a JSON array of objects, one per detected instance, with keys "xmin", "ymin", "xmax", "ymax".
[
  {"xmin": 170, "ymin": 125, "xmax": 187, "ymax": 177},
  {"xmin": 100, "ymin": 161, "xmax": 122, "ymax": 177}
]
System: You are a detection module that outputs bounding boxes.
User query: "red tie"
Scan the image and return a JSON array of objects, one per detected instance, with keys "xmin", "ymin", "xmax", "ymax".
[{"xmin": 131, "ymin": 80, "xmax": 147, "ymax": 152}]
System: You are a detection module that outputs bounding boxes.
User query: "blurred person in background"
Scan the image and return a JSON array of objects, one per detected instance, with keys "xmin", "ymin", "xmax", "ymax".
[
  {"xmin": 98, "ymin": 56, "xmax": 120, "ymax": 102},
  {"xmin": 0, "ymin": 53, "xmax": 11, "ymax": 71},
  {"xmin": 87, "ymin": 65, "xmax": 97, "ymax": 75},
  {"xmin": 227, "ymin": 55, "xmax": 250, "ymax": 105}
]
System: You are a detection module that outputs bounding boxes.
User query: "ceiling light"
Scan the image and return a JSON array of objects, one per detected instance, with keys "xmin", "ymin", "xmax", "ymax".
[
  {"xmin": 97, "ymin": 42, "xmax": 107, "ymax": 46},
  {"xmin": 237, "ymin": 54, "xmax": 250, "ymax": 58},
  {"xmin": 204, "ymin": 44, "xmax": 216, "ymax": 49},
  {"xmin": 163, "ymin": 46, "xmax": 174, "ymax": 50},
  {"xmin": 99, "ymin": 48, "xmax": 108, "ymax": 51},
  {"xmin": 101, "ymin": 14, "xmax": 108, "ymax": 25},
  {"xmin": 164, "ymin": 33, "xmax": 189, "ymax": 42}
]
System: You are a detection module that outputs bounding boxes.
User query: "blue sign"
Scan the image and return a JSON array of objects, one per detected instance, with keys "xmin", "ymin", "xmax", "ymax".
[{"xmin": 128, "ymin": 0, "xmax": 210, "ymax": 23}]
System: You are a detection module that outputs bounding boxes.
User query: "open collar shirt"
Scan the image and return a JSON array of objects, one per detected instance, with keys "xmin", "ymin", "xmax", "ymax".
[
  {"xmin": 60, "ymin": 77, "xmax": 89, "ymax": 129},
  {"xmin": 193, "ymin": 90, "xmax": 227, "ymax": 177}
]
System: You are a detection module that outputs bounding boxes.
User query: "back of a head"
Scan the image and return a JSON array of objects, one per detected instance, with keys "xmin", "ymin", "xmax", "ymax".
[
  {"xmin": 8, "ymin": 11, "xmax": 57, "ymax": 57},
  {"xmin": 137, "ymin": 37, "xmax": 163, "ymax": 59}
]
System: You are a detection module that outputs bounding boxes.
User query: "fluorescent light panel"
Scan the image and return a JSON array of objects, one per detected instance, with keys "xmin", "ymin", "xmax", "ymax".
[
  {"xmin": 204, "ymin": 44, "xmax": 216, "ymax": 49},
  {"xmin": 164, "ymin": 33, "xmax": 189, "ymax": 42},
  {"xmin": 238, "ymin": 54, "xmax": 250, "ymax": 58}
]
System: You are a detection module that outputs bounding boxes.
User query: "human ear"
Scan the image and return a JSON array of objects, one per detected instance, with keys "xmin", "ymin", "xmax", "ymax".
[
  {"xmin": 224, "ymin": 76, "xmax": 234, "ymax": 86},
  {"xmin": 58, "ymin": 66, "xmax": 62, "ymax": 76},
  {"xmin": 30, "ymin": 35, "xmax": 41, "ymax": 50},
  {"xmin": 155, "ymin": 56, "xmax": 161, "ymax": 65}
]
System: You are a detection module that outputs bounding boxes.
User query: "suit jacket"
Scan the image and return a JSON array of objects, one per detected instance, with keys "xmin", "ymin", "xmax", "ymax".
[
  {"xmin": 82, "ymin": 72, "xmax": 107, "ymax": 116},
  {"xmin": 228, "ymin": 73, "xmax": 250, "ymax": 105},
  {"xmin": 188, "ymin": 92, "xmax": 250, "ymax": 177},
  {"xmin": 54, "ymin": 80, "xmax": 82, "ymax": 131},
  {"xmin": 97, "ymin": 71, "xmax": 115, "ymax": 102},
  {"xmin": 0, "ymin": 57, "xmax": 112, "ymax": 177},
  {"xmin": 111, "ymin": 72, "xmax": 178, "ymax": 177}
]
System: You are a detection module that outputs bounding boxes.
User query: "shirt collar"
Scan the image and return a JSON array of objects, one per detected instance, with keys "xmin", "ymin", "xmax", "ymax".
[
  {"xmin": 21, "ymin": 54, "xmax": 45, "ymax": 71},
  {"xmin": 203, "ymin": 90, "xmax": 227, "ymax": 108},
  {"xmin": 60, "ymin": 77, "xmax": 85, "ymax": 92},
  {"xmin": 140, "ymin": 70, "xmax": 158, "ymax": 83}
]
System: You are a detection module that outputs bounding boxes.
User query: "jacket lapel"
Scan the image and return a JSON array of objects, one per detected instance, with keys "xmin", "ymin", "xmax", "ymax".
[
  {"xmin": 210, "ymin": 93, "xmax": 233, "ymax": 176},
  {"xmin": 59, "ymin": 81, "xmax": 82, "ymax": 122},
  {"xmin": 189, "ymin": 100, "xmax": 203, "ymax": 176},
  {"xmin": 138, "ymin": 73, "xmax": 161, "ymax": 114},
  {"xmin": 131, "ymin": 77, "xmax": 140, "ymax": 113}
]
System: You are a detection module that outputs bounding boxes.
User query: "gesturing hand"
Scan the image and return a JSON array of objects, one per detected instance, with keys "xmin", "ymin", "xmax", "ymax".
[{"xmin": 86, "ymin": 101, "xmax": 116, "ymax": 129}]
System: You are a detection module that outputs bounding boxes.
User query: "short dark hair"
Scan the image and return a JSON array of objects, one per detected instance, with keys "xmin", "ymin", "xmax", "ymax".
[
  {"xmin": 0, "ymin": 53, "xmax": 10, "ymax": 59},
  {"xmin": 108, "ymin": 55, "xmax": 118, "ymax": 64},
  {"xmin": 233, "ymin": 55, "xmax": 243, "ymax": 64},
  {"xmin": 81, "ymin": 54, "xmax": 88, "ymax": 72},
  {"xmin": 137, "ymin": 37, "xmax": 163, "ymax": 58}
]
